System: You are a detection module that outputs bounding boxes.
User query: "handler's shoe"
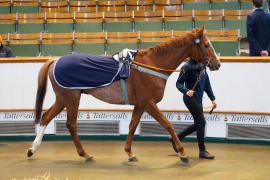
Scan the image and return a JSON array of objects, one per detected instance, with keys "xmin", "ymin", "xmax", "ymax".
[{"xmin": 199, "ymin": 150, "xmax": 215, "ymax": 159}]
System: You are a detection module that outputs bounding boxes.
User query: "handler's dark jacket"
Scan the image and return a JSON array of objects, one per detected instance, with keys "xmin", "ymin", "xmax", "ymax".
[
  {"xmin": 247, "ymin": 8, "xmax": 270, "ymax": 56},
  {"xmin": 0, "ymin": 44, "xmax": 15, "ymax": 57},
  {"xmin": 176, "ymin": 59, "xmax": 215, "ymax": 105}
]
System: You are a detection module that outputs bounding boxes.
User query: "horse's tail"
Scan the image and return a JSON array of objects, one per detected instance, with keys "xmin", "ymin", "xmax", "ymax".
[{"xmin": 34, "ymin": 59, "xmax": 55, "ymax": 124}]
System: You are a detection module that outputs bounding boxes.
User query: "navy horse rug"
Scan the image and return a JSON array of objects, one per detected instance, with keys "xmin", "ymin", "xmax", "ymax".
[{"xmin": 53, "ymin": 51, "xmax": 136, "ymax": 89}]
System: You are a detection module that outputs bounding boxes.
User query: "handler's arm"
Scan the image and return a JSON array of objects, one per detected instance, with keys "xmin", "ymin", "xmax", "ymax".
[
  {"xmin": 204, "ymin": 72, "xmax": 215, "ymax": 101},
  {"xmin": 176, "ymin": 71, "xmax": 188, "ymax": 95}
]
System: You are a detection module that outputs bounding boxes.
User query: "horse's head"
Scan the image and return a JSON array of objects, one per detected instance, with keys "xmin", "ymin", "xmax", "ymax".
[{"xmin": 189, "ymin": 27, "xmax": 221, "ymax": 71}]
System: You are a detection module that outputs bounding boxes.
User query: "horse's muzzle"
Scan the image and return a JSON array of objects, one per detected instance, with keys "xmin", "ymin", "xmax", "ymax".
[{"xmin": 209, "ymin": 63, "xmax": 221, "ymax": 71}]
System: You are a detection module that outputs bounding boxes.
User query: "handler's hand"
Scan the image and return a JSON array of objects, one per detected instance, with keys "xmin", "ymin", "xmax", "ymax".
[
  {"xmin": 260, "ymin": 50, "xmax": 268, "ymax": 56},
  {"xmin": 212, "ymin": 100, "xmax": 217, "ymax": 109},
  {"xmin": 186, "ymin": 90, "xmax": 194, "ymax": 97}
]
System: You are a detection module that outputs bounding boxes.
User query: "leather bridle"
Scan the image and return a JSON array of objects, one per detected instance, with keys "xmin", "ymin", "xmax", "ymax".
[{"xmin": 191, "ymin": 37, "xmax": 211, "ymax": 67}]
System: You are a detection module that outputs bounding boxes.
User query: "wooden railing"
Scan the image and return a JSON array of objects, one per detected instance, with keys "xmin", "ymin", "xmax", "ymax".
[{"xmin": 1, "ymin": 56, "xmax": 270, "ymax": 63}]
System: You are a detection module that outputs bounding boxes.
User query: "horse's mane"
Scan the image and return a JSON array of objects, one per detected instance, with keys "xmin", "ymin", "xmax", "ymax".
[{"xmin": 137, "ymin": 32, "xmax": 195, "ymax": 56}]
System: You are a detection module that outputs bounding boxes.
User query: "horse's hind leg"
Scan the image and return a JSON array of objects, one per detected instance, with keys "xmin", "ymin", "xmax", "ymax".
[
  {"xmin": 66, "ymin": 105, "xmax": 93, "ymax": 162},
  {"xmin": 124, "ymin": 106, "xmax": 144, "ymax": 162},
  {"xmin": 145, "ymin": 102, "xmax": 189, "ymax": 165},
  {"xmin": 27, "ymin": 98, "xmax": 65, "ymax": 157}
]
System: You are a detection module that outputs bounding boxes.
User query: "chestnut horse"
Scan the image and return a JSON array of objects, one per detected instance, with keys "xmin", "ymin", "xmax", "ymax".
[{"xmin": 27, "ymin": 28, "xmax": 220, "ymax": 165}]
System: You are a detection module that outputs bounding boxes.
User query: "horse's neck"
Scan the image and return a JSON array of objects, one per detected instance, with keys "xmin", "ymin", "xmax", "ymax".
[{"xmin": 145, "ymin": 40, "xmax": 191, "ymax": 73}]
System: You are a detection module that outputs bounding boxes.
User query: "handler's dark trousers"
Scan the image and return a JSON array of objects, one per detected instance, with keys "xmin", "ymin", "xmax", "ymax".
[{"xmin": 178, "ymin": 98, "xmax": 206, "ymax": 151}]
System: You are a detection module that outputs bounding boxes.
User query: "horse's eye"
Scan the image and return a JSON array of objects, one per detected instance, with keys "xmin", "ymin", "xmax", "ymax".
[{"xmin": 205, "ymin": 44, "xmax": 209, "ymax": 48}]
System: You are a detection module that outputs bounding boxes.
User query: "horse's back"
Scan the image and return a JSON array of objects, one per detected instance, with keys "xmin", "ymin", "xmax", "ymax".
[
  {"xmin": 54, "ymin": 53, "xmax": 124, "ymax": 89},
  {"xmin": 58, "ymin": 53, "xmax": 114, "ymax": 66}
]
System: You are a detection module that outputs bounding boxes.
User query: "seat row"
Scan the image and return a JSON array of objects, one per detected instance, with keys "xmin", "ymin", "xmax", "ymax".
[
  {"xmin": 0, "ymin": 30, "xmax": 240, "ymax": 57},
  {"xmin": 0, "ymin": 10, "xmax": 250, "ymax": 37},
  {"xmin": 0, "ymin": 0, "xmax": 267, "ymax": 14}
]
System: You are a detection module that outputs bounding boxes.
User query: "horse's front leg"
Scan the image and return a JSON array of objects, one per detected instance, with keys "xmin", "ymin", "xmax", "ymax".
[
  {"xmin": 124, "ymin": 106, "xmax": 144, "ymax": 162},
  {"xmin": 145, "ymin": 102, "xmax": 189, "ymax": 165}
]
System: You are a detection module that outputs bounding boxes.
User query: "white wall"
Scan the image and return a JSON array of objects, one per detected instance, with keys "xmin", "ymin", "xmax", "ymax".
[
  {"xmin": 0, "ymin": 62, "xmax": 269, "ymax": 112},
  {"xmin": 161, "ymin": 62, "xmax": 270, "ymax": 112}
]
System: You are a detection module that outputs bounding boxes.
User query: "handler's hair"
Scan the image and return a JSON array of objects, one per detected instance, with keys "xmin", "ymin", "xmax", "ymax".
[{"xmin": 252, "ymin": 0, "xmax": 263, "ymax": 8}]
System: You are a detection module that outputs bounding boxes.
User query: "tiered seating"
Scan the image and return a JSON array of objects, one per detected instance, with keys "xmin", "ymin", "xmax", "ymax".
[
  {"xmin": 45, "ymin": 13, "xmax": 74, "ymax": 33},
  {"xmin": 224, "ymin": 10, "xmax": 250, "ymax": 37},
  {"xmin": 8, "ymin": 33, "xmax": 40, "ymax": 56},
  {"xmin": 0, "ymin": 10, "xmax": 252, "ymax": 34},
  {"xmin": 0, "ymin": 14, "xmax": 16, "ymax": 34},
  {"xmin": 75, "ymin": 12, "xmax": 103, "ymax": 32},
  {"xmin": 239, "ymin": 0, "xmax": 269, "ymax": 10},
  {"xmin": 207, "ymin": 29, "xmax": 240, "ymax": 56},
  {"xmin": 74, "ymin": 32, "xmax": 105, "ymax": 54},
  {"xmin": 42, "ymin": 33, "xmax": 73, "ymax": 56},
  {"xmin": 194, "ymin": 10, "xmax": 223, "ymax": 30},
  {"xmin": 2, "ymin": 30, "xmax": 240, "ymax": 56},
  {"xmin": 139, "ymin": 31, "xmax": 172, "ymax": 48},
  {"xmin": 11, "ymin": 0, "xmax": 39, "ymax": 13},
  {"xmin": 134, "ymin": 11, "xmax": 163, "ymax": 31},
  {"xmin": 126, "ymin": 0, "xmax": 154, "ymax": 11},
  {"xmin": 98, "ymin": 0, "xmax": 126, "ymax": 12},
  {"xmin": 164, "ymin": 11, "xmax": 193, "ymax": 30},
  {"xmin": 40, "ymin": 1, "xmax": 68, "ymax": 13},
  {"xmin": 182, "ymin": 0, "xmax": 210, "ymax": 10},
  {"xmin": 0, "ymin": 0, "xmax": 10, "ymax": 14},
  {"xmin": 104, "ymin": 12, "xmax": 133, "ymax": 32},
  {"xmin": 69, "ymin": 1, "xmax": 96, "ymax": 13},
  {"xmin": 17, "ymin": 13, "xmax": 44, "ymax": 33},
  {"xmin": 0, "ymin": 0, "xmax": 268, "ymax": 13},
  {"xmin": 211, "ymin": 0, "xmax": 240, "ymax": 10},
  {"xmin": 107, "ymin": 32, "xmax": 138, "ymax": 54},
  {"xmin": 155, "ymin": 0, "xmax": 182, "ymax": 11},
  {"xmin": 0, "ymin": 0, "xmax": 258, "ymax": 57}
]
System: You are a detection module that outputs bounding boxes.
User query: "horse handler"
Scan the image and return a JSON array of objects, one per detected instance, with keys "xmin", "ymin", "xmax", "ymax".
[{"xmin": 170, "ymin": 58, "xmax": 217, "ymax": 159}]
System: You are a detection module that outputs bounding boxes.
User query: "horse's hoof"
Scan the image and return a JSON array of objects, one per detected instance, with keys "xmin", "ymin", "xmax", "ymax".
[
  {"xmin": 85, "ymin": 156, "xmax": 95, "ymax": 163},
  {"xmin": 27, "ymin": 149, "xmax": 33, "ymax": 158},
  {"xmin": 180, "ymin": 156, "xmax": 189, "ymax": 166},
  {"xmin": 128, "ymin": 156, "xmax": 138, "ymax": 162}
]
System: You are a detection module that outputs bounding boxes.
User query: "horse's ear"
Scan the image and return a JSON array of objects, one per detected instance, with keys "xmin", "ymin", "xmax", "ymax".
[
  {"xmin": 193, "ymin": 27, "xmax": 205, "ymax": 44},
  {"xmin": 197, "ymin": 26, "xmax": 205, "ymax": 37},
  {"xmin": 201, "ymin": 25, "xmax": 205, "ymax": 32},
  {"xmin": 202, "ymin": 25, "xmax": 207, "ymax": 35}
]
